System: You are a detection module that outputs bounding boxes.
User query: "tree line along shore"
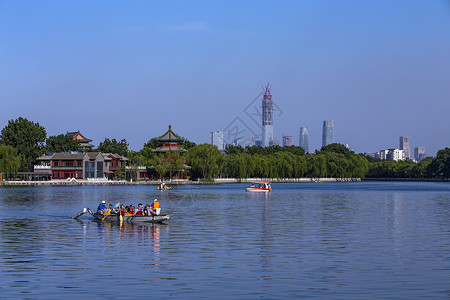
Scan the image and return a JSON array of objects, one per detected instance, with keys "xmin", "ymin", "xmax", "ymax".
[{"xmin": 0, "ymin": 117, "xmax": 449, "ymax": 181}]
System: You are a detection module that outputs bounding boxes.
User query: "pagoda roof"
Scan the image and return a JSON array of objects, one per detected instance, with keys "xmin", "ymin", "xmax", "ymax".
[
  {"xmin": 157, "ymin": 125, "xmax": 182, "ymax": 142},
  {"xmin": 67, "ymin": 131, "xmax": 93, "ymax": 143}
]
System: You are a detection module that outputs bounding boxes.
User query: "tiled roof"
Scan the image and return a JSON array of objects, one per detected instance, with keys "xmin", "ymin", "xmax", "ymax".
[
  {"xmin": 86, "ymin": 152, "xmax": 102, "ymax": 160},
  {"xmin": 52, "ymin": 153, "xmax": 86, "ymax": 160},
  {"xmin": 158, "ymin": 125, "xmax": 181, "ymax": 142}
]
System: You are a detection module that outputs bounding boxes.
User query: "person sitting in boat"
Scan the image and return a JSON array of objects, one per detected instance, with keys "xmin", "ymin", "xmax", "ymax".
[
  {"xmin": 97, "ymin": 200, "xmax": 107, "ymax": 214},
  {"xmin": 129, "ymin": 204, "xmax": 135, "ymax": 215},
  {"xmin": 150, "ymin": 199, "xmax": 161, "ymax": 215},
  {"xmin": 107, "ymin": 203, "xmax": 114, "ymax": 214},
  {"xmin": 120, "ymin": 204, "xmax": 126, "ymax": 216},
  {"xmin": 135, "ymin": 203, "xmax": 144, "ymax": 215},
  {"xmin": 144, "ymin": 204, "xmax": 151, "ymax": 216},
  {"xmin": 108, "ymin": 203, "xmax": 120, "ymax": 215}
]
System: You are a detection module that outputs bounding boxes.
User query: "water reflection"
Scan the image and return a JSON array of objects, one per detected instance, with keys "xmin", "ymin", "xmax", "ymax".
[{"xmin": 0, "ymin": 183, "xmax": 449, "ymax": 298}]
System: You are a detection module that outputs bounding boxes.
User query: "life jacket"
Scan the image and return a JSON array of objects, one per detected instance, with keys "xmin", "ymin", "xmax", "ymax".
[{"xmin": 152, "ymin": 201, "xmax": 160, "ymax": 209}]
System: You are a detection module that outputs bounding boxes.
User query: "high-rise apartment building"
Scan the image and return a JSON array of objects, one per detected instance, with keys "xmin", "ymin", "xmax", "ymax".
[
  {"xmin": 399, "ymin": 136, "xmax": 411, "ymax": 159},
  {"xmin": 262, "ymin": 83, "xmax": 273, "ymax": 147},
  {"xmin": 210, "ymin": 131, "xmax": 224, "ymax": 151},
  {"xmin": 282, "ymin": 135, "xmax": 293, "ymax": 147},
  {"xmin": 378, "ymin": 149, "xmax": 405, "ymax": 161},
  {"xmin": 299, "ymin": 127, "xmax": 309, "ymax": 153},
  {"xmin": 322, "ymin": 120, "xmax": 334, "ymax": 147},
  {"xmin": 414, "ymin": 147, "xmax": 426, "ymax": 162}
]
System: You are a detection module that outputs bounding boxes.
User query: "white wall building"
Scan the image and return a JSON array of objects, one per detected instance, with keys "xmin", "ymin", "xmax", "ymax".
[{"xmin": 377, "ymin": 149, "xmax": 405, "ymax": 161}]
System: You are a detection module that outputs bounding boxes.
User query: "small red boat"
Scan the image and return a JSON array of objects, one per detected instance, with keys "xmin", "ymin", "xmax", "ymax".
[{"xmin": 246, "ymin": 181, "xmax": 272, "ymax": 192}]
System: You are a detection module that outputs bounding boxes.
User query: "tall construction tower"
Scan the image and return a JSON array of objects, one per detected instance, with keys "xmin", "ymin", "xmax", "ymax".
[{"xmin": 262, "ymin": 83, "xmax": 273, "ymax": 147}]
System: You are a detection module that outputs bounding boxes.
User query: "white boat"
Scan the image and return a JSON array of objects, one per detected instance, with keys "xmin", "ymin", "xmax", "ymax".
[{"xmin": 246, "ymin": 181, "xmax": 272, "ymax": 192}]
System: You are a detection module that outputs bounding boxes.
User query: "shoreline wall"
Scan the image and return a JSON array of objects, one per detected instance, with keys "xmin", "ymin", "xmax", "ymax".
[{"xmin": 3, "ymin": 177, "xmax": 449, "ymax": 186}]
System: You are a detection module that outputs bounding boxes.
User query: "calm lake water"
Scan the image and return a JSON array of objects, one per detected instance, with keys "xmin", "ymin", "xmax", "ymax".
[{"xmin": 0, "ymin": 182, "xmax": 449, "ymax": 299}]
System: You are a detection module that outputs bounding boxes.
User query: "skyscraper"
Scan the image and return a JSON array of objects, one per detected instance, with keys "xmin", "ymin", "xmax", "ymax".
[
  {"xmin": 414, "ymin": 147, "xmax": 426, "ymax": 162},
  {"xmin": 299, "ymin": 127, "xmax": 309, "ymax": 153},
  {"xmin": 322, "ymin": 120, "xmax": 334, "ymax": 147},
  {"xmin": 262, "ymin": 83, "xmax": 273, "ymax": 147},
  {"xmin": 399, "ymin": 136, "xmax": 411, "ymax": 159},
  {"xmin": 282, "ymin": 135, "xmax": 293, "ymax": 146},
  {"xmin": 210, "ymin": 131, "xmax": 224, "ymax": 151}
]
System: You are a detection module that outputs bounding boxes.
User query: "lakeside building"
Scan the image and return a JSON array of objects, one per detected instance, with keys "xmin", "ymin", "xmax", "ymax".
[
  {"xmin": 282, "ymin": 135, "xmax": 293, "ymax": 147},
  {"xmin": 138, "ymin": 125, "xmax": 190, "ymax": 180},
  {"xmin": 377, "ymin": 149, "xmax": 405, "ymax": 161},
  {"xmin": 210, "ymin": 131, "xmax": 225, "ymax": 151},
  {"xmin": 299, "ymin": 127, "xmax": 309, "ymax": 153},
  {"xmin": 262, "ymin": 83, "xmax": 274, "ymax": 147},
  {"xmin": 67, "ymin": 131, "xmax": 94, "ymax": 151},
  {"xmin": 399, "ymin": 136, "xmax": 411, "ymax": 159},
  {"xmin": 322, "ymin": 120, "xmax": 334, "ymax": 147},
  {"xmin": 414, "ymin": 147, "xmax": 426, "ymax": 162},
  {"xmin": 18, "ymin": 151, "xmax": 129, "ymax": 181}
]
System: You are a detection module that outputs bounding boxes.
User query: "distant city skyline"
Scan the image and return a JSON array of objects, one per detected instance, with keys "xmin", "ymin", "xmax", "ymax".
[
  {"xmin": 399, "ymin": 136, "xmax": 411, "ymax": 160},
  {"xmin": 1, "ymin": 1, "xmax": 449, "ymax": 155},
  {"xmin": 299, "ymin": 127, "xmax": 309, "ymax": 153},
  {"xmin": 322, "ymin": 120, "xmax": 334, "ymax": 147}
]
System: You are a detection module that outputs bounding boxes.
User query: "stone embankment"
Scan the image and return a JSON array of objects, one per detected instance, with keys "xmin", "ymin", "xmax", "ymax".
[
  {"xmin": 2, "ymin": 177, "xmax": 361, "ymax": 186},
  {"xmin": 213, "ymin": 178, "xmax": 361, "ymax": 184}
]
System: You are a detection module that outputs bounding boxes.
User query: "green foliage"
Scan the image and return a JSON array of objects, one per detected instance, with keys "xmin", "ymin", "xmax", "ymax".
[
  {"xmin": 180, "ymin": 137, "xmax": 196, "ymax": 150},
  {"xmin": 0, "ymin": 117, "xmax": 46, "ymax": 171},
  {"xmin": 97, "ymin": 138, "xmax": 129, "ymax": 156},
  {"xmin": 427, "ymin": 148, "xmax": 450, "ymax": 178},
  {"xmin": 143, "ymin": 138, "xmax": 160, "ymax": 149},
  {"xmin": 225, "ymin": 144, "xmax": 245, "ymax": 155},
  {"xmin": 151, "ymin": 154, "xmax": 171, "ymax": 179},
  {"xmin": 133, "ymin": 147, "xmax": 156, "ymax": 166},
  {"xmin": 187, "ymin": 144, "xmax": 225, "ymax": 179},
  {"xmin": 0, "ymin": 144, "xmax": 21, "ymax": 179},
  {"xmin": 143, "ymin": 136, "xmax": 196, "ymax": 150},
  {"xmin": 189, "ymin": 144, "xmax": 369, "ymax": 179},
  {"xmin": 319, "ymin": 143, "xmax": 354, "ymax": 158},
  {"xmin": 46, "ymin": 134, "xmax": 81, "ymax": 153}
]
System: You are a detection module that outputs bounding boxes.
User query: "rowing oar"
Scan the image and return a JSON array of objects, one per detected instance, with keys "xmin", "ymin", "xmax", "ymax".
[{"xmin": 72, "ymin": 208, "xmax": 87, "ymax": 219}]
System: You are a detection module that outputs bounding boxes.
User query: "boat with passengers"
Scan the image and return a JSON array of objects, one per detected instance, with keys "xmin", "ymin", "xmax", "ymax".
[
  {"xmin": 72, "ymin": 207, "xmax": 170, "ymax": 223},
  {"xmin": 246, "ymin": 181, "xmax": 272, "ymax": 192}
]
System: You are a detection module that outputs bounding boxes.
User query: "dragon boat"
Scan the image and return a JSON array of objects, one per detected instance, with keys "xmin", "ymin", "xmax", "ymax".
[{"xmin": 72, "ymin": 208, "xmax": 170, "ymax": 223}]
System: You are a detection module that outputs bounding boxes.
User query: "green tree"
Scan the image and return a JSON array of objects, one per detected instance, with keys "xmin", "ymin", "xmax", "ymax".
[
  {"xmin": 0, "ymin": 117, "xmax": 46, "ymax": 170},
  {"xmin": 46, "ymin": 134, "xmax": 81, "ymax": 153},
  {"xmin": 0, "ymin": 144, "xmax": 21, "ymax": 179},
  {"xmin": 427, "ymin": 148, "xmax": 450, "ymax": 178},
  {"xmin": 152, "ymin": 154, "xmax": 171, "ymax": 179},
  {"xmin": 319, "ymin": 143, "xmax": 354, "ymax": 158},
  {"xmin": 225, "ymin": 144, "xmax": 245, "ymax": 155},
  {"xmin": 98, "ymin": 138, "xmax": 129, "ymax": 156},
  {"xmin": 187, "ymin": 144, "xmax": 225, "ymax": 179}
]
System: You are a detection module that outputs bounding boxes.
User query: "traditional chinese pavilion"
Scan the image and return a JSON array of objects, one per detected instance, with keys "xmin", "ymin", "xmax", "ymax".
[
  {"xmin": 138, "ymin": 125, "xmax": 190, "ymax": 180},
  {"xmin": 67, "ymin": 131, "xmax": 94, "ymax": 151},
  {"xmin": 152, "ymin": 125, "xmax": 187, "ymax": 153}
]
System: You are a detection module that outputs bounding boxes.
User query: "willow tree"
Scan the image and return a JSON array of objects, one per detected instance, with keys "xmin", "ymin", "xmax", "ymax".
[
  {"xmin": 0, "ymin": 144, "xmax": 21, "ymax": 179},
  {"xmin": 186, "ymin": 144, "xmax": 224, "ymax": 179}
]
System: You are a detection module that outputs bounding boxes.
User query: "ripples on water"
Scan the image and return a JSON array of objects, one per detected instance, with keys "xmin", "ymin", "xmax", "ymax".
[{"xmin": 0, "ymin": 182, "xmax": 449, "ymax": 299}]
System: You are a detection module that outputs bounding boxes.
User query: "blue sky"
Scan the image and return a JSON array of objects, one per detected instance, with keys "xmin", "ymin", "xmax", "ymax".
[{"xmin": 1, "ymin": 0, "xmax": 449, "ymax": 155}]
